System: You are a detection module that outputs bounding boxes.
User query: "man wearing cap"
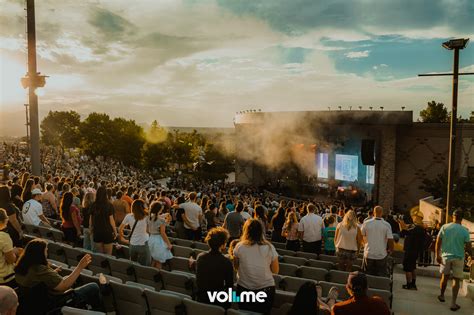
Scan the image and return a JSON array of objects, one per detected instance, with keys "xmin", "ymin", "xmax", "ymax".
[
  {"xmin": 21, "ymin": 188, "xmax": 51, "ymax": 227},
  {"xmin": 398, "ymin": 209, "xmax": 426, "ymax": 290},
  {"xmin": 435, "ymin": 210, "xmax": 472, "ymax": 312},
  {"xmin": 331, "ymin": 271, "xmax": 390, "ymax": 315}
]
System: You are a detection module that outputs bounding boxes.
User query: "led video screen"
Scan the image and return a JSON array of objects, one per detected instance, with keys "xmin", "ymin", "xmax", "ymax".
[
  {"xmin": 335, "ymin": 154, "xmax": 358, "ymax": 181},
  {"xmin": 317, "ymin": 153, "xmax": 328, "ymax": 178}
]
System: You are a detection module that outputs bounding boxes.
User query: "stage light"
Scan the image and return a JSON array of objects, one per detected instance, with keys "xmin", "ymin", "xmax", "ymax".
[{"xmin": 442, "ymin": 38, "xmax": 469, "ymax": 50}]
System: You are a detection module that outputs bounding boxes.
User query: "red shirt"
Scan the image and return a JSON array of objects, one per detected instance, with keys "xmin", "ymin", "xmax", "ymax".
[
  {"xmin": 62, "ymin": 205, "xmax": 82, "ymax": 228},
  {"xmin": 331, "ymin": 295, "xmax": 390, "ymax": 315}
]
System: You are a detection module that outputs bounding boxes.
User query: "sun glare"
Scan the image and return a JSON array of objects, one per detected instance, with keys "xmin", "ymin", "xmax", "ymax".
[{"xmin": 0, "ymin": 53, "xmax": 27, "ymax": 106}]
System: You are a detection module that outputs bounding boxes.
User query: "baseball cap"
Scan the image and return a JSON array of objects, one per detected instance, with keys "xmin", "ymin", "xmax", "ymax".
[
  {"xmin": 31, "ymin": 188, "xmax": 43, "ymax": 195},
  {"xmin": 347, "ymin": 272, "xmax": 368, "ymax": 296}
]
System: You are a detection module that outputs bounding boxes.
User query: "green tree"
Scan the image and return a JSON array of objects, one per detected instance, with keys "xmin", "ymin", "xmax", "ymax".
[
  {"xmin": 79, "ymin": 112, "xmax": 114, "ymax": 158},
  {"xmin": 110, "ymin": 117, "xmax": 145, "ymax": 166},
  {"xmin": 419, "ymin": 101, "xmax": 449, "ymax": 123},
  {"xmin": 40, "ymin": 110, "xmax": 81, "ymax": 149},
  {"xmin": 470, "ymin": 111, "xmax": 474, "ymax": 122}
]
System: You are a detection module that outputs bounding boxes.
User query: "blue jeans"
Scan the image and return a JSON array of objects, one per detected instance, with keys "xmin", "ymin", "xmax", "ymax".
[
  {"xmin": 130, "ymin": 243, "xmax": 151, "ymax": 266},
  {"xmin": 74, "ymin": 283, "xmax": 103, "ymax": 311},
  {"xmin": 83, "ymin": 228, "xmax": 94, "ymax": 251}
]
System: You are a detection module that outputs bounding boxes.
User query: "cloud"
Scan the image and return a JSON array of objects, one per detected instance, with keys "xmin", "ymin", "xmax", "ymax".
[{"xmin": 345, "ymin": 50, "xmax": 370, "ymax": 58}]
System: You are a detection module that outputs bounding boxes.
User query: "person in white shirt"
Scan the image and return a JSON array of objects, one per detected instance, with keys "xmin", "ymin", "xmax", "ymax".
[
  {"xmin": 180, "ymin": 192, "xmax": 203, "ymax": 241},
  {"xmin": 298, "ymin": 203, "xmax": 325, "ymax": 255},
  {"xmin": 361, "ymin": 206, "xmax": 394, "ymax": 277},
  {"xmin": 119, "ymin": 199, "xmax": 151, "ymax": 266},
  {"xmin": 22, "ymin": 189, "xmax": 51, "ymax": 227},
  {"xmin": 233, "ymin": 219, "xmax": 279, "ymax": 315}
]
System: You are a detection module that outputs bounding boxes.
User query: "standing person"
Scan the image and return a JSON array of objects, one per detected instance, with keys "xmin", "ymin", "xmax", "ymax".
[
  {"xmin": 233, "ymin": 219, "xmax": 279, "ymax": 315},
  {"xmin": 112, "ymin": 191, "xmax": 129, "ymax": 226},
  {"xmin": 204, "ymin": 202, "xmax": 219, "ymax": 230},
  {"xmin": 60, "ymin": 192, "xmax": 82, "ymax": 246},
  {"xmin": 398, "ymin": 211, "xmax": 426, "ymax": 290},
  {"xmin": 0, "ymin": 209, "xmax": 22, "ymax": 288},
  {"xmin": 298, "ymin": 203, "xmax": 325, "ymax": 255},
  {"xmin": 435, "ymin": 210, "xmax": 472, "ymax": 312},
  {"xmin": 323, "ymin": 216, "xmax": 337, "ymax": 255},
  {"xmin": 282, "ymin": 211, "xmax": 300, "ymax": 251},
  {"xmin": 21, "ymin": 179, "xmax": 34, "ymax": 204},
  {"xmin": 180, "ymin": 192, "xmax": 203, "ymax": 241},
  {"xmin": 196, "ymin": 227, "xmax": 233, "ymax": 309},
  {"xmin": 119, "ymin": 199, "xmax": 151, "ymax": 266},
  {"xmin": 270, "ymin": 205, "xmax": 286, "ymax": 243},
  {"xmin": 41, "ymin": 183, "xmax": 58, "ymax": 219},
  {"xmin": 81, "ymin": 191, "xmax": 95, "ymax": 251},
  {"xmin": 90, "ymin": 186, "xmax": 117, "ymax": 255},
  {"xmin": 223, "ymin": 200, "xmax": 245, "ymax": 242},
  {"xmin": 172, "ymin": 196, "xmax": 186, "ymax": 239},
  {"xmin": 254, "ymin": 205, "xmax": 268, "ymax": 234},
  {"xmin": 10, "ymin": 184, "xmax": 24, "ymax": 211},
  {"xmin": 22, "ymin": 189, "xmax": 51, "ymax": 227},
  {"xmin": 361, "ymin": 206, "xmax": 394, "ymax": 277},
  {"xmin": 335, "ymin": 210, "xmax": 363, "ymax": 272},
  {"xmin": 331, "ymin": 272, "xmax": 390, "ymax": 315},
  {"xmin": 0, "ymin": 186, "xmax": 23, "ymax": 247},
  {"xmin": 217, "ymin": 201, "xmax": 228, "ymax": 224},
  {"xmin": 147, "ymin": 202, "xmax": 173, "ymax": 269}
]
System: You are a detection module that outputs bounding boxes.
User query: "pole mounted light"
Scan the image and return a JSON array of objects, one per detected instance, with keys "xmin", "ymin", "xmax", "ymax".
[{"xmin": 419, "ymin": 38, "xmax": 472, "ymax": 224}]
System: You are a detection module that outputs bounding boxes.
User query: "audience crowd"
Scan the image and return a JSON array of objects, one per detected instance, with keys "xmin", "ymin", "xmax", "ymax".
[{"xmin": 0, "ymin": 143, "xmax": 471, "ymax": 314}]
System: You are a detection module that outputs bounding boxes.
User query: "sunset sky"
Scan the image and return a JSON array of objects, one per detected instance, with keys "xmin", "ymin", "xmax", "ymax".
[{"xmin": 1, "ymin": 0, "xmax": 473, "ymax": 136}]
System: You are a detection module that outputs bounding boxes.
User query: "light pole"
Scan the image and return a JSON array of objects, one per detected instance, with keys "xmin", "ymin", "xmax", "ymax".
[
  {"xmin": 419, "ymin": 38, "xmax": 472, "ymax": 224},
  {"xmin": 21, "ymin": 0, "xmax": 46, "ymax": 176}
]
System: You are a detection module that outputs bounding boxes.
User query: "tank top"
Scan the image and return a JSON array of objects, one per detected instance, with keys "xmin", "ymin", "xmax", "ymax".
[{"xmin": 335, "ymin": 222, "xmax": 358, "ymax": 251}]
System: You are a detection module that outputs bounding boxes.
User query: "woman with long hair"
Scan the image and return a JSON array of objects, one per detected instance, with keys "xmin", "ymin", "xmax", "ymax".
[
  {"xmin": 60, "ymin": 192, "xmax": 82, "ymax": 245},
  {"xmin": 270, "ymin": 205, "xmax": 286, "ymax": 243},
  {"xmin": 21, "ymin": 179, "xmax": 34, "ymax": 203},
  {"xmin": 90, "ymin": 186, "xmax": 117, "ymax": 255},
  {"xmin": 282, "ymin": 211, "xmax": 300, "ymax": 251},
  {"xmin": 233, "ymin": 219, "xmax": 279, "ymax": 315},
  {"xmin": 288, "ymin": 281, "xmax": 319, "ymax": 315},
  {"xmin": 0, "ymin": 185, "xmax": 23, "ymax": 247},
  {"xmin": 172, "ymin": 196, "xmax": 186, "ymax": 239},
  {"xmin": 14, "ymin": 239, "xmax": 103, "ymax": 312},
  {"xmin": 147, "ymin": 202, "xmax": 173, "ymax": 269},
  {"xmin": 82, "ymin": 191, "xmax": 95, "ymax": 251},
  {"xmin": 20, "ymin": 172, "xmax": 30, "ymax": 189},
  {"xmin": 119, "ymin": 199, "xmax": 150, "ymax": 266},
  {"xmin": 334, "ymin": 210, "xmax": 363, "ymax": 271},
  {"xmin": 253, "ymin": 205, "xmax": 268, "ymax": 234},
  {"xmin": 10, "ymin": 184, "xmax": 24, "ymax": 210}
]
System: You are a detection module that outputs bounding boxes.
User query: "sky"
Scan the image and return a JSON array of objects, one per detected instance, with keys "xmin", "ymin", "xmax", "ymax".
[{"xmin": 0, "ymin": 0, "xmax": 473, "ymax": 136}]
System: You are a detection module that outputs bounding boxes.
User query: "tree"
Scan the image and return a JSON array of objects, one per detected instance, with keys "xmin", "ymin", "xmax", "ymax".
[
  {"xmin": 110, "ymin": 117, "xmax": 145, "ymax": 166},
  {"xmin": 470, "ymin": 111, "xmax": 474, "ymax": 123},
  {"xmin": 79, "ymin": 112, "xmax": 115, "ymax": 158},
  {"xmin": 420, "ymin": 172, "xmax": 474, "ymax": 218},
  {"xmin": 40, "ymin": 110, "xmax": 81, "ymax": 149},
  {"xmin": 143, "ymin": 121, "xmax": 171, "ymax": 170},
  {"xmin": 419, "ymin": 101, "xmax": 449, "ymax": 123}
]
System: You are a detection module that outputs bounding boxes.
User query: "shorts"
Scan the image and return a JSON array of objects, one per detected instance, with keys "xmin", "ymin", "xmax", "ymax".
[
  {"xmin": 336, "ymin": 248, "xmax": 357, "ymax": 261},
  {"xmin": 403, "ymin": 251, "xmax": 418, "ymax": 272},
  {"xmin": 440, "ymin": 258, "xmax": 464, "ymax": 279}
]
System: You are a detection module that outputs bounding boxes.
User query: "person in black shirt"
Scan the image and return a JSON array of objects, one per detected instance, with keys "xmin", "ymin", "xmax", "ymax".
[
  {"xmin": 196, "ymin": 227, "xmax": 233, "ymax": 309},
  {"xmin": 398, "ymin": 211, "xmax": 426, "ymax": 290}
]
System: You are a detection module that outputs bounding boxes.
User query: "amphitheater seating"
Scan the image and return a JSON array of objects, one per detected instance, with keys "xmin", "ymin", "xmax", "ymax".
[
  {"xmin": 307, "ymin": 259, "xmax": 334, "ymax": 270},
  {"xmin": 280, "ymin": 255, "xmax": 307, "ymax": 266},
  {"xmin": 184, "ymin": 298, "xmax": 226, "ymax": 315},
  {"xmin": 134, "ymin": 264, "xmax": 163, "ymax": 291},
  {"xmin": 280, "ymin": 276, "xmax": 317, "ymax": 293},
  {"xmin": 278, "ymin": 263, "xmax": 299, "ymax": 277},
  {"xmin": 299, "ymin": 266, "xmax": 328, "ymax": 281},
  {"xmin": 110, "ymin": 281, "xmax": 149, "ymax": 315},
  {"xmin": 144, "ymin": 289, "xmax": 186, "ymax": 315},
  {"xmin": 61, "ymin": 306, "xmax": 105, "ymax": 315}
]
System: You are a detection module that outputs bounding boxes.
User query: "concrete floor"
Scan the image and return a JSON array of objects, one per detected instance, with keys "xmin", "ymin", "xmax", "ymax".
[{"xmin": 392, "ymin": 266, "xmax": 473, "ymax": 315}]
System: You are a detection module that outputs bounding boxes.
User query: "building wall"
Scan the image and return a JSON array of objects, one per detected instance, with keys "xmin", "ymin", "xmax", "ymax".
[{"xmin": 394, "ymin": 123, "xmax": 474, "ymax": 210}]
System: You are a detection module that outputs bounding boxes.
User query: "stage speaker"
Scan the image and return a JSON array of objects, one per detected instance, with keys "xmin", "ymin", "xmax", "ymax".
[{"xmin": 361, "ymin": 139, "xmax": 375, "ymax": 165}]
